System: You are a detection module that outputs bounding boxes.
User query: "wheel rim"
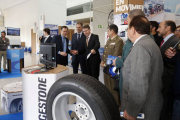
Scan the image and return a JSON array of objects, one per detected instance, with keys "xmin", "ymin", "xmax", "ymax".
[
  {"xmin": 52, "ymin": 92, "xmax": 96, "ymax": 120},
  {"xmin": 18, "ymin": 100, "xmax": 23, "ymax": 112}
]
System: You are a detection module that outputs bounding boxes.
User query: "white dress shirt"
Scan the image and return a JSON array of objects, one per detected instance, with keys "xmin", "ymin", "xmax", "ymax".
[
  {"xmin": 44, "ymin": 35, "xmax": 50, "ymax": 43},
  {"xmin": 161, "ymin": 33, "xmax": 174, "ymax": 46},
  {"xmin": 133, "ymin": 34, "xmax": 147, "ymax": 46}
]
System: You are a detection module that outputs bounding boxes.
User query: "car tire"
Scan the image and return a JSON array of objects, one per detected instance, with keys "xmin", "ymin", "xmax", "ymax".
[
  {"xmin": 9, "ymin": 98, "xmax": 23, "ymax": 113},
  {"xmin": 47, "ymin": 74, "xmax": 120, "ymax": 120}
]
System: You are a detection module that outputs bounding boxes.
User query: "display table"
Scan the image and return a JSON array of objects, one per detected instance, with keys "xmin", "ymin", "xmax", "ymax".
[
  {"xmin": 22, "ymin": 65, "xmax": 69, "ymax": 120},
  {"xmin": 7, "ymin": 48, "xmax": 24, "ymax": 73}
]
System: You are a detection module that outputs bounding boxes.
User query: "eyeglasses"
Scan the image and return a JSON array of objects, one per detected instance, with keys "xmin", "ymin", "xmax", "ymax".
[{"xmin": 175, "ymin": 30, "xmax": 180, "ymax": 32}]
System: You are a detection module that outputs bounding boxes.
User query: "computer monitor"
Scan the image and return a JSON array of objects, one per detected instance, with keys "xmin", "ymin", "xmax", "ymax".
[
  {"xmin": 11, "ymin": 45, "xmax": 21, "ymax": 48},
  {"xmin": 40, "ymin": 43, "xmax": 57, "ymax": 68}
]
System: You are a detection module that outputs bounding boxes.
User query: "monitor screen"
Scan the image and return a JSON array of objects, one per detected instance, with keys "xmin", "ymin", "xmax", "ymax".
[
  {"xmin": 40, "ymin": 43, "xmax": 57, "ymax": 68},
  {"xmin": 7, "ymin": 27, "xmax": 20, "ymax": 36}
]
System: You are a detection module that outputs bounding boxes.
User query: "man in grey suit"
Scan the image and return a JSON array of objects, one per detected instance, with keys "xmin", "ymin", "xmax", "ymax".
[
  {"xmin": 121, "ymin": 16, "xmax": 163, "ymax": 120},
  {"xmin": 157, "ymin": 20, "xmax": 180, "ymax": 120}
]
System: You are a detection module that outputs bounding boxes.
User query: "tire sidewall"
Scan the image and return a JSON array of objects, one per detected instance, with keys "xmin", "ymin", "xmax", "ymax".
[{"xmin": 47, "ymin": 83, "xmax": 108, "ymax": 120}]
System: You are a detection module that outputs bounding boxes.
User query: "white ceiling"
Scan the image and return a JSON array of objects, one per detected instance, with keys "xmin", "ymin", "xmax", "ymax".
[{"xmin": 0, "ymin": 0, "xmax": 28, "ymax": 10}]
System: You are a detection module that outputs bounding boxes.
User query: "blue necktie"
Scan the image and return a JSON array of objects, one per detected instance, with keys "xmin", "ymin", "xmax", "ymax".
[
  {"xmin": 77, "ymin": 34, "xmax": 80, "ymax": 41},
  {"xmin": 63, "ymin": 37, "xmax": 66, "ymax": 52}
]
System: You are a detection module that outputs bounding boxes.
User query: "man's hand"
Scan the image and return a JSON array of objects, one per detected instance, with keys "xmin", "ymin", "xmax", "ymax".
[
  {"xmin": 60, "ymin": 52, "xmax": 67, "ymax": 56},
  {"xmin": 100, "ymin": 61, "xmax": 105, "ymax": 67},
  {"xmin": 118, "ymin": 56, "xmax": 122, "ymax": 58},
  {"xmin": 91, "ymin": 49, "xmax": 96, "ymax": 54},
  {"xmin": 112, "ymin": 58, "xmax": 117, "ymax": 66},
  {"xmin": 123, "ymin": 110, "xmax": 136, "ymax": 120},
  {"xmin": 71, "ymin": 50, "xmax": 78, "ymax": 55},
  {"xmin": 165, "ymin": 47, "xmax": 177, "ymax": 58}
]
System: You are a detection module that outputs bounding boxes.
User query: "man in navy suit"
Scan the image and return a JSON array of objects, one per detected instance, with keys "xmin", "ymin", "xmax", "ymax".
[
  {"xmin": 83, "ymin": 25, "xmax": 100, "ymax": 80},
  {"xmin": 51, "ymin": 26, "xmax": 70, "ymax": 66},
  {"xmin": 39, "ymin": 28, "xmax": 52, "ymax": 43},
  {"xmin": 71, "ymin": 23, "xmax": 87, "ymax": 74}
]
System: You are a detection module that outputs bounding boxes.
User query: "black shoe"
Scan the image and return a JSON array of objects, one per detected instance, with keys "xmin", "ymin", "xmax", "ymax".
[
  {"xmin": 0, "ymin": 71, "xmax": 1, "ymax": 73},
  {"xmin": 4, "ymin": 69, "xmax": 8, "ymax": 71}
]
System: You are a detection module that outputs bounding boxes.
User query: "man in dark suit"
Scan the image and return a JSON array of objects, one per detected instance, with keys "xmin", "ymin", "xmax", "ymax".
[
  {"xmin": 71, "ymin": 23, "xmax": 87, "ymax": 74},
  {"xmin": 39, "ymin": 28, "xmax": 52, "ymax": 43},
  {"xmin": 157, "ymin": 20, "xmax": 180, "ymax": 120},
  {"xmin": 51, "ymin": 26, "xmax": 70, "ymax": 66},
  {"xmin": 165, "ymin": 47, "xmax": 180, "ymax": 120},
  {"xmin": 83, "ymin": 25, "xmax": 100, "ymax": 80}
]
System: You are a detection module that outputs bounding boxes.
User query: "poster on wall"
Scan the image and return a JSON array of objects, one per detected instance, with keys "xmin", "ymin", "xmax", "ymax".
[
  {"xmin": 44, "ymin": 24, "xmax": 59, "ymax": 37},
  {"xmin": 144, "ymin": 0, "xmax": 165, "ymax": 22},
  {"xmin": 114, "ymin": 0, "xmax": 144, "ymax": 42},
  {"xmin": 164, "ymin": 0, "xmax": 180, "ymax": 14}
]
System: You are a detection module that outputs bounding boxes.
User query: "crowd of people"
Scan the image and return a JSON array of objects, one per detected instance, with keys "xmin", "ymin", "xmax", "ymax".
[
  {"xmin": 47, "ymin": 9, "xmax": 180, "ymax": 120},
  {"xmin": 0, "ymin": 8, "xmax": 178, "ymax": 120}
]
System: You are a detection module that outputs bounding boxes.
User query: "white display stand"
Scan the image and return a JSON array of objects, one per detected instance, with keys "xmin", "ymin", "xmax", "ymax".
[{"xmin": 22, "ymin": 65, "xmax": 69, "ymax": 120}]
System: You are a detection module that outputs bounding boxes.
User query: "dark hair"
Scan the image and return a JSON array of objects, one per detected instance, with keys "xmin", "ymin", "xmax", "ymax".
[
  {"xmin": 128, "ymin": 9, "xmax": 145, "ymax": 19},
  {"xmin": 77, "ymin": 23, "xmax": 83, "ymax": 27},
  {"xmin": 129, "ymin": 15, "xmax": 150, "ymax": 35},
  {"xmin": 164, "ymin": 20, "xmax": 176, "ymax": 32},
  {"xmin": 61, "ymin": 26, "xmax": 68, "ymax": 30},
  {"xmin": 108, "ymin": 24, "xmax": 118, "ymax": 34},
  {"xmin": 150, "ymin": 21, "xmax": 159, "ymax": 31},
  {"xmin": 176, "ymin": 25, "xmax": 180, "ymax": 29},
  {"xmin": 83, "ymin": 25, "xmax": 90, "ymax": 29},
  {"xmin": 43, "ymin": 28, "xmax": 50, "ymax": 35},
  {"xmin": 1, "ymin": 31, "xmax": 6, "ymax": 35}
]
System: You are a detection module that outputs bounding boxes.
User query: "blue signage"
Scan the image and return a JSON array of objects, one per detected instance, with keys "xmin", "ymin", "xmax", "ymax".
[
  {"xmin": 66, "ymin": 21, "xmax": 72, "ymax": 25},
  {"xmin": 7, "ymin": 49, "xmax": 24, "ymax": 73},
  {"xmin": 44, "ymin": 24, "xmax": 59, "ymax": 36}
]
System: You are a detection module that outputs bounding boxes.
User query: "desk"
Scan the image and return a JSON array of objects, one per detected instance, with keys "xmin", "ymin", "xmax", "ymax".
[
  {"xmin": 22, "ymin": 65, "xmax": 69, "ymax": 120},
  {"xmin": 7, "ymin": 49, "xmax": 24, "ymax": 73}
]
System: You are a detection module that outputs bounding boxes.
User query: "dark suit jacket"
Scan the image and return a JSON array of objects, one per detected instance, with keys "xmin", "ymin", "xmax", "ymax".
[
  {"xmin": 161, "ymin": 35, "xmax": 180, "ymax": 99},
  {"xmin": 40, "ymin": 36, "xmax": 52, "ymax": 43},
  {"xmin": 84, "ymin": 33, "xmax": 100, "ymax": 63},
  {"xmin": 71, "ymin": 33, "xmax": 86, "ymax": 61},
  {"xmin": 51, "ymin": 35, "xmax": 70, "ymax": 66}
]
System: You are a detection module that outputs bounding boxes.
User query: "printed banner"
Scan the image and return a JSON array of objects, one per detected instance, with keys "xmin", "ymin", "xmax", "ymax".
[{"xmin": 44, "ymin": 24, "xmax": 59, "ymax": 37}]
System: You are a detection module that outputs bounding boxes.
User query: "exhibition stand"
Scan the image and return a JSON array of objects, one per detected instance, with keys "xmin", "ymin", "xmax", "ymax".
[
  {"xmin": 7, "ymin": 48, "xmax": 24, "ymax": 73},
  {"xmin": 22, "ymin": 65, "xmax": 69, "ymax": 120}
]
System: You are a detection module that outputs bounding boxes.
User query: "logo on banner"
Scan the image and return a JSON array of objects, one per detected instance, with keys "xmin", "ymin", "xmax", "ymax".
[
  {"xmin": 115, "ymin": 0, "xmax": 144, "ymax": 14},
  {"xmin": 118, "ymin": 13, "xmax": 128, "ymax": 25},
  {"xmin": 38, "ymin": 77, "xmax": 47, "ymax": 120},
  {"xmin": 12, "ymin": 53, "xmax": 19, "ymax": 58}
]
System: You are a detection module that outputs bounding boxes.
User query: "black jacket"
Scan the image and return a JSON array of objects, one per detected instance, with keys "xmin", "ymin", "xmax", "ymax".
[
  {"xmin": 71, "ymin": 33, "xmax": 86, "ymax": 56},
  {"xmin": 84, "ymin": 33, "xmax": 101, "ymax": 63},
  {"xmin": 153, "ymin": 33, "xmax": 163, "ymax": 47},
  {"xmin": 161, "ymin": 35, "xmax": 180, "ymax": 97},
  {"xmin": 40, "ymin": 36, "xmax": 52, "ymax": 43},
  {"xmin": 51, "ymin": 35, "xmax": 70, "ymax": 66},
  {"xmin": 167, "ymin": 52, "xmax": 180, "ymax": 100}
]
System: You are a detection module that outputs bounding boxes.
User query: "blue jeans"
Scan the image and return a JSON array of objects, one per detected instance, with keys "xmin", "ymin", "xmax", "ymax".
[{"xmin": 172, "ymin": 99, "xmax": 180, "ymax": 120}]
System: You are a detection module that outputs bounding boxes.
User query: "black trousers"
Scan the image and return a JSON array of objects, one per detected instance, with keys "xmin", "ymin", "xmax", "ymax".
[
  {"xmin": 86, "ymin": 58, "xmax": 100, "ymax": 80},
  {"xmin": 72, "ymin": 55, "xmax": 87, "ymax": 74}
]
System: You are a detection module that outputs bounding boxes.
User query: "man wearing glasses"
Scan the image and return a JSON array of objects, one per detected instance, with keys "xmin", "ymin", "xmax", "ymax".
[{"xmin": 175, "ymin": 25, "xmax": 180, "ymax": 38}]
